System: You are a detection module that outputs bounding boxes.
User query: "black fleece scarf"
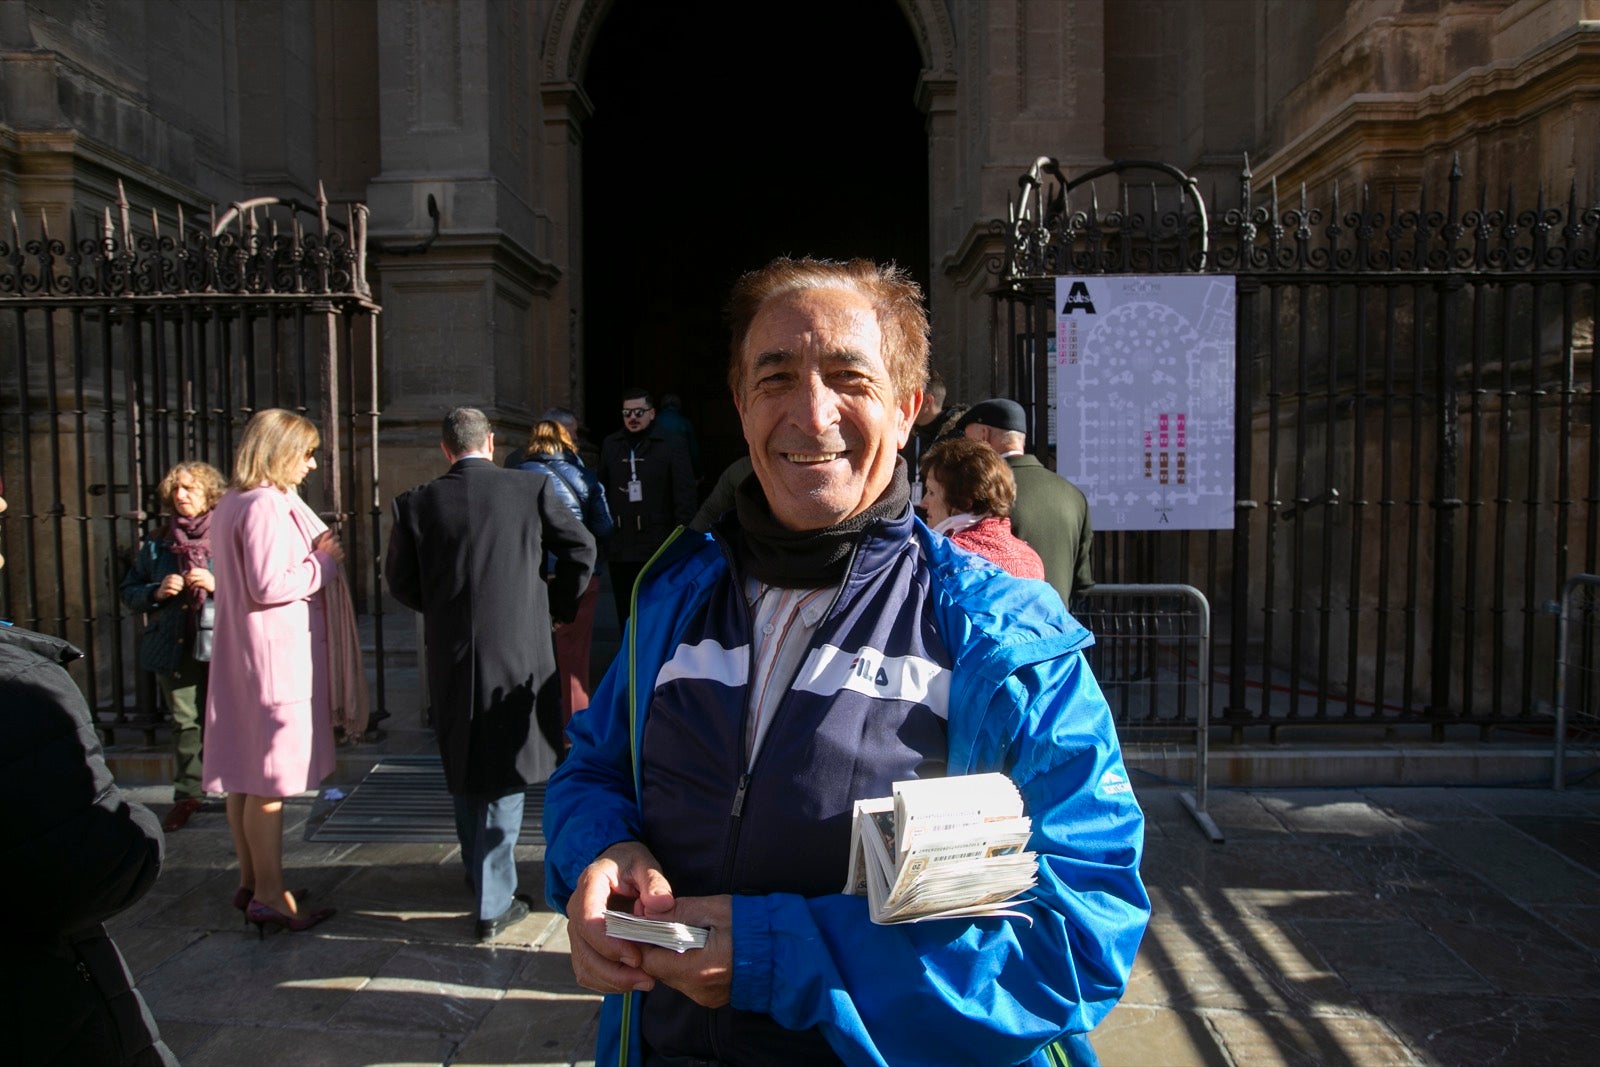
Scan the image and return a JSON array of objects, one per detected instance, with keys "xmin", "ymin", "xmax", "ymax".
[{"xmin": 731, "ymin": 458, "xmax": 912, "ymax": 588}]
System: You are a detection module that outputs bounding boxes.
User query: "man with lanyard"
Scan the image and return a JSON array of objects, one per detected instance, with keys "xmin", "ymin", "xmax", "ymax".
[
  {"xmin": 545, "ymin": 258, "xmax": 1148, "ymax": 1067},
  {"xmin": 598, "ymin": 389, "xmax": 696, "ymax": 626}
]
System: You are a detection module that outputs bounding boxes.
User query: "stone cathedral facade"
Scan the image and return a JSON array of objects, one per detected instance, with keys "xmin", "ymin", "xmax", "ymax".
[{"xmin": 2, "ymin": 0, "xmax": 1596, "ymax": 496}]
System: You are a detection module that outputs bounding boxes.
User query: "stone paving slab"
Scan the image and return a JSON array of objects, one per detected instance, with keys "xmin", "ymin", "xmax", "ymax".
[{"xmin": 106, "ymin": 782, "xmax": 1600, "ymax": 1066}]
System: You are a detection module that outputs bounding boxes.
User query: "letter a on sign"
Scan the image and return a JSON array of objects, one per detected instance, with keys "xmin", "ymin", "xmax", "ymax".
[{"xmin": 1060, "ymin": 280, "xmax": 1097, "ymax": 315}]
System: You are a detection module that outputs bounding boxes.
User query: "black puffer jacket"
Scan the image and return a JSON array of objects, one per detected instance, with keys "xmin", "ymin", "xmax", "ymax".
[{"xmin": 0, "ymin": 624, "xmax": 177, "ymax": 1066}]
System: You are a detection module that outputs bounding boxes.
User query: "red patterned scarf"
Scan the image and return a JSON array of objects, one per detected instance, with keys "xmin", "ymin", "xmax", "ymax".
[{"xmin": 169, "ymin": 510, "xmax": 213, "ymax": 610}]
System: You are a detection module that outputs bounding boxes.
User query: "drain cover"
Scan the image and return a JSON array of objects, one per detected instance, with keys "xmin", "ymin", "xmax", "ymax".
[{"xmin": 310, "ymin": 755, "xmax": 546, "ymax": 844}]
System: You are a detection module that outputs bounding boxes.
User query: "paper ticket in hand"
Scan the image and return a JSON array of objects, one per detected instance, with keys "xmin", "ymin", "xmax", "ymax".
[{"xmin": 603, "ymin": 909, "xmax": 709, "ymax": 953}]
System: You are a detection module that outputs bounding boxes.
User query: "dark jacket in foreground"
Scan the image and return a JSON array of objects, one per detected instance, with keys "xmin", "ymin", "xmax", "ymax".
[
  {"xmin": 0, "ymin": 624, "xmax": 177, "ymax": 1066},
  {"xmin": 1006, "ymin": 453, "xmax": 1095, "ymax": 602},
  {"xmin": 384, "ymin": 457, "xmax": 596, "ymax": 795}
]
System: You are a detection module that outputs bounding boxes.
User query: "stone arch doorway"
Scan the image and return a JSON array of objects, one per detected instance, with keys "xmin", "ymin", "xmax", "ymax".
[{"xmin": 542, "ymin": 0, "xmax": 954, "ymax": 490}]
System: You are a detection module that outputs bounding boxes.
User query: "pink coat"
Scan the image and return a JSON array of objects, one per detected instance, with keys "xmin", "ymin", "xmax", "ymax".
[{"xmin": 201, "ymin": 485, "xmax": 336, "ymax": 796}]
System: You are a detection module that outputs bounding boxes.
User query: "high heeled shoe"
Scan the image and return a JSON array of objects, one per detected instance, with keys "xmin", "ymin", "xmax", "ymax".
[
  {"xmin": 245, "ymin": 899, "xmax": 335, "ymax": 939},
  {"xmin": 231, "ymin": 886, "xmax": 311, "ymax": 922}
]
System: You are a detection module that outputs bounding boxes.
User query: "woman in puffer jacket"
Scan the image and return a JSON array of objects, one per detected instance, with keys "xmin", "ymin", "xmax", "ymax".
[{"xmin": 517, "ymin": 418, "xmax": 613, "ymax": 760}]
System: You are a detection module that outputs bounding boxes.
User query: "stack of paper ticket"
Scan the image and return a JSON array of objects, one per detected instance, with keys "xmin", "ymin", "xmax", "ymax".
[
  {"xmin": 843, "ymin": 772, "xmax": 1037, "ymax": 925},
  {"xmin": 603, "ymin": 909, "xmax": 709, "ymax": 953}
]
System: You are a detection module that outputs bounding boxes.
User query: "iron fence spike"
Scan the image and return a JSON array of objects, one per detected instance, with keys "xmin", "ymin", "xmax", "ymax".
[
  {"xmin": 116, "ymin": 180, "xmax": 131, "ymax": 247},
  {"xmin": 38, "ymin": 208, "xmax": 50, "ymax": 242},
  {"xmin": 1241, "ymin": 152, "xmax": 1252, "ymax": 178}
]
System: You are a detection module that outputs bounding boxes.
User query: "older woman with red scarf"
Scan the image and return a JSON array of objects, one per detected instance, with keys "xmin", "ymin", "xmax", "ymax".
[
  {"xmin": 919, "ymin": 437, "xmax": 1046, "ymax": 580},
  {"xmin": 120, "ymin": 460, "xmax": 228, "ymax": 831}
]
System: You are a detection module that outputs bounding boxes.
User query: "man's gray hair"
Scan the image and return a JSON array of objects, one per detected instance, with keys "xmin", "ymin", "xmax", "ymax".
[{"xmin": 442, "ymin": 406, "xmax": 491, "ymax": 455}]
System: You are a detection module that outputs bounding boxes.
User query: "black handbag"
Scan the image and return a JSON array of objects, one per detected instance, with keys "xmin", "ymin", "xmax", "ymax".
[{"xmin": 192, "ymin": 599, "xmax": 215, "ymax": 662}]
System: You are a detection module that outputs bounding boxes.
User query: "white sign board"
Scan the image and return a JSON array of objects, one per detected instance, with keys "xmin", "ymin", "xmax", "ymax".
[{"xmin": 1055, "ymin": 275, "xmax": 1236, "ymax": 531}]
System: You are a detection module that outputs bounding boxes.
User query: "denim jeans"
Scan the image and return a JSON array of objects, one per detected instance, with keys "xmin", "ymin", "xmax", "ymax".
[{"xmin": 452, "ymin": 790, "xmax": 525, "ymax": 920}]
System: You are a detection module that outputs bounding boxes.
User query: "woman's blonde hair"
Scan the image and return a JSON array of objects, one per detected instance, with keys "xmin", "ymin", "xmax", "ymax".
[
  {"xmin": 526, "ymin": 419, "xmax": 576, "ymax": 457},
  {"xmin": 158, "ymin": 460, "xmax": 227, "ymax": 513},
  {"xmin": 231, "ymin": 409, "xmax": 320, "ymax": 491}
]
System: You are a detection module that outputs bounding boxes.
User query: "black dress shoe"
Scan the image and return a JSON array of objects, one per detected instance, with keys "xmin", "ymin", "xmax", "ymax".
[{"xmin": 475, "ymin": 893, "xmax": 532, "ymax": 941}]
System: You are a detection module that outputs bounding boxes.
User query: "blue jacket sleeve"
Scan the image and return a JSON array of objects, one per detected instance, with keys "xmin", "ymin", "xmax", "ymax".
[
  {"xmin": 729, "ymin": 649, "xmax": 1149, "ymax": 1067},
  {"xmin": 543, "ymin": 631, "xmax": 645, "ymax": 910}
]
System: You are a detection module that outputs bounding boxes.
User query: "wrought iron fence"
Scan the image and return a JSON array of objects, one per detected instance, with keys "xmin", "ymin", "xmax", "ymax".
[
  {"xmin": 0, "ymin": 183, "xmax": 387, "ymax": 740},
  {"xmin": 995, "ymin": 156, "xmax": 1599, "ymax": 741},
  {"xmin": 1552, "ymin": 573, "xmax": 1600, "ymax": 788}
]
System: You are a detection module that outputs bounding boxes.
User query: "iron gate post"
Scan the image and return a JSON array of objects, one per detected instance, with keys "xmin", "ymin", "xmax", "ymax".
[
  {"xmin": 1226, "ymin": 277, "xmax": 1259, "ymax": 739},
  {"xmin": 1429, "ymin": 273, "xmax": 1464, "ymax": 732}
]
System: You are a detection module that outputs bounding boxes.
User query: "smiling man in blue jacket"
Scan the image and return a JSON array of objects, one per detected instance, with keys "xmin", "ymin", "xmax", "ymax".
[{"xmin": 544, "ymin": 257, "xmax": 1149, "ymax": 1067}]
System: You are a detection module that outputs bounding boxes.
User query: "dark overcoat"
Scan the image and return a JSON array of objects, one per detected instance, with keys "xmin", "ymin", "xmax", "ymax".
[{"xmin": 384, "ymin": 457, "xmax": 596, "ymax": 795}]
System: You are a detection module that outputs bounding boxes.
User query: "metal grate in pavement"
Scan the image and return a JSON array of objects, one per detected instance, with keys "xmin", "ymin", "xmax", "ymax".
[{"xmin": 310, "ymin": 754, "xmax": 545, "ymax": 844}]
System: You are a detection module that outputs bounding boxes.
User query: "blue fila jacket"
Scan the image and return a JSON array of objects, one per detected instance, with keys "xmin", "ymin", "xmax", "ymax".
[{"xmin": 544, "ymin": 506, "xmax": 1149, "ymax": 1067}]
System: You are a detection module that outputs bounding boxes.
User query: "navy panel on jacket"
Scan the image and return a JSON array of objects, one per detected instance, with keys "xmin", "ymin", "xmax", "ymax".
[{"xmin": 636, "ymin": 509, "xmax": 952, "ymax": 1064}]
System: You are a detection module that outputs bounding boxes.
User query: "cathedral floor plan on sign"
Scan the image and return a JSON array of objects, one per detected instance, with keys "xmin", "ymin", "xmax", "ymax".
[
  {"xmin": 844, "ymin": 773, "xmax": 1037, "ymax": 925},
  {"xmin": 1055, "ymin": 275, "xmax": 1237, "ymax": 531}
]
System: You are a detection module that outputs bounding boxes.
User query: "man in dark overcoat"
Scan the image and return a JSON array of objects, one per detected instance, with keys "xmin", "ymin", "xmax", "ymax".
[
  {"xmin": 385, "ymin": 406, "xmax": 596, "ymax": 940},
  {"xmin": 957, "ymin": 398, "xmax": 1095, "ymax": 603}
]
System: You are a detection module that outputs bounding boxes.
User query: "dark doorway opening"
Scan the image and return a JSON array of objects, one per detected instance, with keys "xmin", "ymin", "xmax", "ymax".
[{"xmin": 580, "ymin": 0, "xmax": 929, "ymax": 495}]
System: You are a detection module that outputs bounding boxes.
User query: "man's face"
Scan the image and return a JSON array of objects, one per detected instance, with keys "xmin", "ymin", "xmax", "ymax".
[
  {"xmin": 963, "ymin": 423, "xmax": 993, "ymax": 450},
  {"xmin": 621, "ymin": 397, "xmax": 655, "ymax": 432},
  {"xmin": 914, "ymin": 393, "xmax": 941, "ymax": 427},
  {"xmin": 735, "ymin": 286, "xmax": 918, "ymax": 531}
]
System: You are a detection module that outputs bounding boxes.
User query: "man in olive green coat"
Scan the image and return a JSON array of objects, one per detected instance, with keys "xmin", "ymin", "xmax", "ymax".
[{"xmin": 956, "ymin": 398, "xmax": 1094, "ymax": 604}]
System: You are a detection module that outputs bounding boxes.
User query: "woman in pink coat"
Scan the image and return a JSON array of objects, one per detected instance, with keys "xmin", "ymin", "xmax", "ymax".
[{"xmin": 202, "ymin": 409, "xmax": 342, "ymax": 935}]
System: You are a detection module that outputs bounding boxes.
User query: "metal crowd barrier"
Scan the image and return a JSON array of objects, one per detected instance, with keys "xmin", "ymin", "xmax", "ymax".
[
  {"xmin": 1552, "ymin": 574, "xmax": 1600, "ymax": 789},
  {"xmin": 1071, "ymin": 583, "xmax": 1223, "ymax": 842}
]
